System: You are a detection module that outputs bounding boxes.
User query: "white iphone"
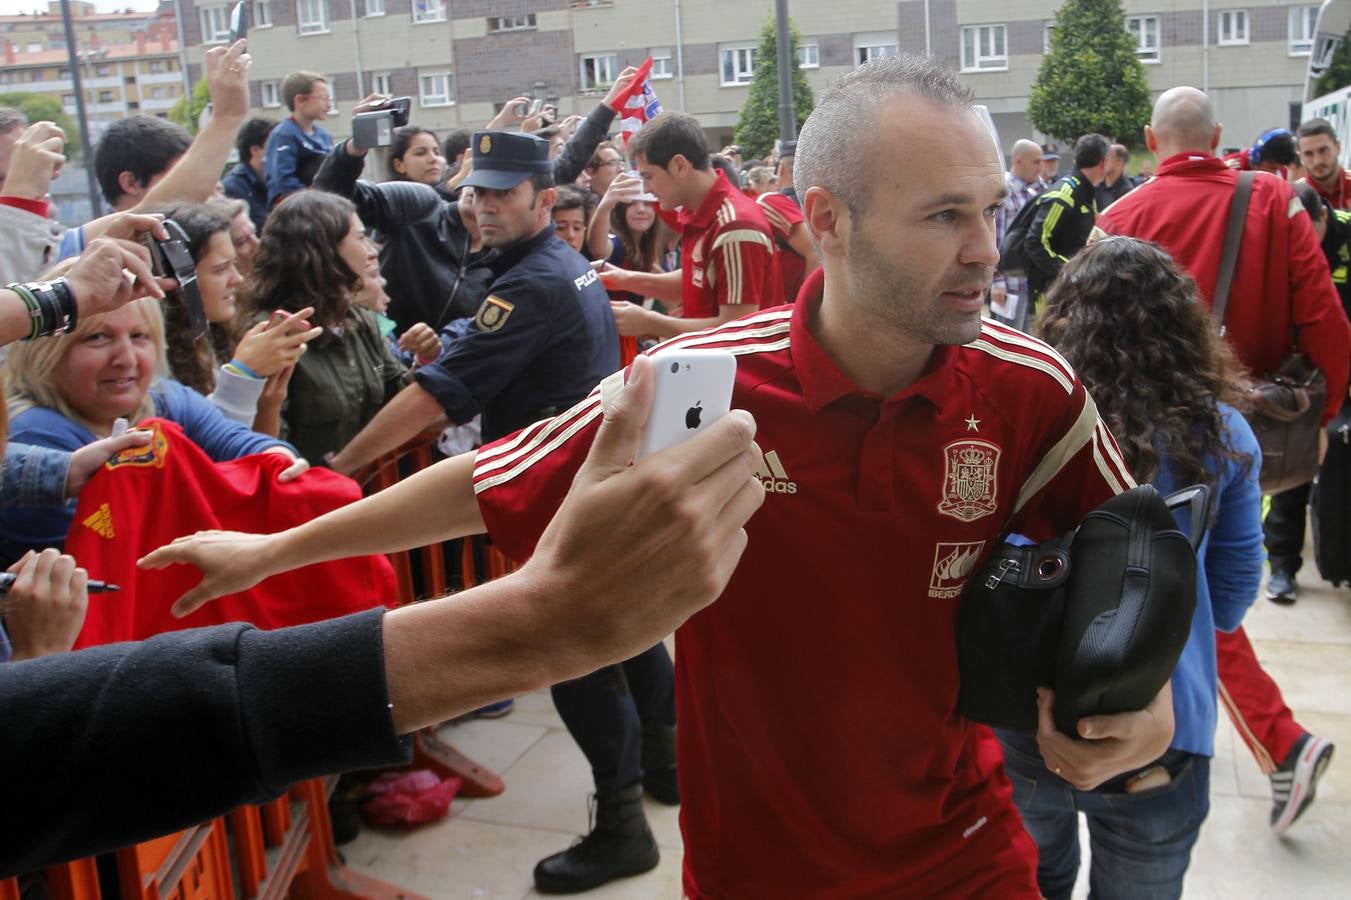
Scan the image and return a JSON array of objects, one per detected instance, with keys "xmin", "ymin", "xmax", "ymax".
[{"xmin": 638, "ymin": 349, "xmax": 737, "ymax": 459}]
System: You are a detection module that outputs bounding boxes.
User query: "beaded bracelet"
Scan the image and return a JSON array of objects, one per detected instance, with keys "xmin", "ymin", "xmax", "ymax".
[{"xmin": 6, "ymin": 279, "xmax": 76, "ymax": 339}]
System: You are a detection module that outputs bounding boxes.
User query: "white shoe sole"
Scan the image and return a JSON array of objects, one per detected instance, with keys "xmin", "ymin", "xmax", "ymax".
[{"xmin": 1272, "ymin": 737, "xmax": 1334, "ymax": 835}]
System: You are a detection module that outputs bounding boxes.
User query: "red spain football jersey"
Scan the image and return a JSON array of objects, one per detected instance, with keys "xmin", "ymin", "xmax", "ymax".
[
  {"xmin": 472, "ymin": 299, "xmax": 1134, "ymax": 897},
  {"xmin": 674, "ymin": 170, "xmax": 779, "ymax": 318},
  {"xmin": 66, "ymin": 418, "xmax": 396, "ymax": 647},
  {"xmin": 756, "ymin": 191, "xmax": 808, "ymax": 307}
]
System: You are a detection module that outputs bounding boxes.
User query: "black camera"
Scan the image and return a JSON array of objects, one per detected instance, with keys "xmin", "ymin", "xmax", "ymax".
[
  {"xmin": 352, "ymin": 96, "xmax": 413, "ymax": 149},
  {"xmin": 140, "ymin": 219, "xmax": 207, "ymax": 339}
]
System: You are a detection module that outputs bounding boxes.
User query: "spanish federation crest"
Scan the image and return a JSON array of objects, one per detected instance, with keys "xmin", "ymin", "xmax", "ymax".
[
  {"xmin": 937, "ymin": 439, "xmax": 1001, "ymax": 522},
  {"xmin": 105, "ymin": 420, "xmax": 170, "ymax": 470},
  {"xmin": 479, "ymin": 134, "xmax": 492, "ymax": 155}
]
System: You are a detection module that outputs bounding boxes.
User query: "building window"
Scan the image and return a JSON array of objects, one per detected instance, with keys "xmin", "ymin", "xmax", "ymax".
[
  {"xmin": 854, "ymin": 32, "xmax": 898, "ymax": 66},
  {"xmin": 796, "ymin": 41, "xmax": 819, "ymax": 69},
  {"xmin": 371, "ymin": 72, "xmax": 391, "ymax": 95},
  {"xmin": 580, "ymin": 53, "xmax": 619, "ymax": 91},
  {"xmin": 719, "ymin": 43, "xmax": 757, "ymax": 86},
  {"xmin": 419, "ymin": 70, "xmax": 453, "ymax": 106},
  {"xmin": 488, "ymin": 14, "xmax": 536, "ymax": 32},
  {"xmin": 25, "ymin": 42, "xmax": 41, "ymax": 53},
  {"xmin": 98, "ymin": 90, "xmax": 113, "ymax": 102},
  {"xmin": 149, "ymin": 60, "xmax": 165, "ymax": 73},
  {"xmin": 61, "ymin": 93, "xmax": 75, "ymax": 105},
  {"xmin": 95, "ymin": 64, "xmax": 111, "ymax": 76},
  {"xmin": 1044, "ymin": 21, "xmax": 1056, "ymax": 52},
  {"xmin": 650, "ymin": 47, "xmax": 673, "ymax": 79},
  {"xmin": 199, "ymin": 4, "xmax": 232, "ymax": 44},
  {"xmin": 960, "ymin": 24, "xmax": 1007, "ymax": 71},
  {"xmin": 252, "ymin": 0, "xmax": 272, "ymax": 27},
  {"xmin": 1217, "ymin": 9, "xmax": 1248, "ymax": 46},
  {"xmin": 412, "ymin": 0, "xmax": 445, "ymax": 24},
  {"xmin": 261, "ymin": 80, "xmax": 281, "ymax": 107},
  {"xmin": 297, "ymin": 0, "xmax": 328, "ymax": 34},
  {"xmin": 364, "ymin": 0, "xmax": 385, "ymax": 15},
  {"xmin": 1126, "ymin": 15, "xmax": 1161, "ymax": 64},
  {"xmin": 1289, "ymin": 5, "xmax": 1319, "ymax": 56}
]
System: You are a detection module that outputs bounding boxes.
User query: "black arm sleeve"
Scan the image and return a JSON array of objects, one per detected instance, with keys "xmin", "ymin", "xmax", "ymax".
[
  {"xmin": 313, "ymin": 141, "xmax": 443, "ymax": 231},
  {"xmin": 1022, "ymin": 196, "xmax": 1068, "ymax": 282},
  {"xmin": 0, "ymin": 608, "xmax": 409, "ymax": 876},
  {"xmin": 552, "ymin": 104, "xmax": 618, "ymax": 185}
]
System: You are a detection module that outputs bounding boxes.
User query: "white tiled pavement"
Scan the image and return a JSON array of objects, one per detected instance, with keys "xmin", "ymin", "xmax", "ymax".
[{"xmin": 349, "ymin": 566, "xmax": 1350, "ymax": 899}]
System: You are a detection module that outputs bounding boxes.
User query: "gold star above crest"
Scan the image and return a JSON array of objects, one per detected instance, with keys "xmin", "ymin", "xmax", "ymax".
[{"xmin": 964, "ymin": 415, "xmax": 981, "ymax": 432}]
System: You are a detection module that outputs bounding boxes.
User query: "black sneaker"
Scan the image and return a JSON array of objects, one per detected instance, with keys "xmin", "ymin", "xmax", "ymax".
[
  {"xmin": 1270, "ymin": 732, "xmax": 1335, "ymax": 835},
  {"xmin": 533, "ymin": 786, "xmax": 659, "ymax": 894},
  {"xmin": 1265, "ymin": 570, "xmax": 1298, "ymax": 605}
]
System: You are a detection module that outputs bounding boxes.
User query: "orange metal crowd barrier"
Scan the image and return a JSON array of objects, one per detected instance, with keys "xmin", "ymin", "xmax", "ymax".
[
  {"xmin": 0, "ymin": 777, "xmax": 423, "ymax": 900},
  {"xmin": 0, "ymin": 430, "xmax": 531, "ymax": 899}
]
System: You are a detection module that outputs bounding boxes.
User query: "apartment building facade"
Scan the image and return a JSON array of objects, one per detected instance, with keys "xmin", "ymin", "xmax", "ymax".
[
  {"xmin": 0, "ymin": 35, "xmax": 184, "ymax": 144},
  {"xmin": 0, "ymin": 1, "xmax": 176, "ymax": 53},
  {"xmin": 173, "ymin": 0, "xmax": 1321, "ymax": 154}
]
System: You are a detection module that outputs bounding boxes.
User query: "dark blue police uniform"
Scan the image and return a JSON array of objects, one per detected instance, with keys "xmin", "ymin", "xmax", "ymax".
[
  {"xmin": 431, "ymin": 131, "xmax": 675, "ymax": 892},
  {"xmin": 412, "ymin": 222, "xmax": 618, "ymax": 443}
]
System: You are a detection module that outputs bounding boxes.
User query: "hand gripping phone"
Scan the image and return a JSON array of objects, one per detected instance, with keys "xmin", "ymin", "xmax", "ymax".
[
  {"xmin": 228, "ymin": 0, "xmax": 247, "ymax": 43},
  {"xmin": 638, "ymin": 350, "xmax": 737, "ymax": 459}
]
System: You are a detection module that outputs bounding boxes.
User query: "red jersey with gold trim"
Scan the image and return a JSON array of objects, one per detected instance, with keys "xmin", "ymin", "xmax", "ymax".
[
  {"xmin": 471, "ymin": 298, "xmax": 1134, "ymax": 898},
  {"xmin": 1302, "ymin": 168, "xmax": 1351, "ymax": 210},
  {"xmin": 756, "ymin": 190, "xmax": 808, "ymax": 307},
  {"xmin": 673, "ymin": 170, "xmax": 778, "ymax": 318}
]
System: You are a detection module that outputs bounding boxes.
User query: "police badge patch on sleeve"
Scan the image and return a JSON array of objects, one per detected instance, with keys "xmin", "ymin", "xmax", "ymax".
[{"xmin": 474, "ymin": 295, "xmax": 515, "ymax": 333}]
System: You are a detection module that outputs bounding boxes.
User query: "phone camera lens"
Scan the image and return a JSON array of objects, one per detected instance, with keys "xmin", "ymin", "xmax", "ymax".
[{"xmin": 670, "ymin": 361, "xmax": 679, "ymax": 374}]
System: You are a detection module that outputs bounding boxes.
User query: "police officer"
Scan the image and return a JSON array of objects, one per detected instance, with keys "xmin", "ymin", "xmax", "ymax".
[
  {"xmin": 329, "ymin": 130, "xmax": 619, "ymax": 464},
  {"xmin": 327, "ymin": 132, "xmax": 675, "ymax": 895}
]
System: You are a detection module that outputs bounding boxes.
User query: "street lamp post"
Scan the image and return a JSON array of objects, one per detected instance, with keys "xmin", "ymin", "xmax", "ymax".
[
  {"xmin": 773, "ymin": 0, "xmax": 795, "ymax": 142},
  {"xmin": 59, "ymin": 0, "xmax": 103, "ymax": 218}
]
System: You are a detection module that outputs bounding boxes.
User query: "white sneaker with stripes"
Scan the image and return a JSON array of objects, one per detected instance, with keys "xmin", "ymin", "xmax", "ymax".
[{"xmin": 1269, "ymin": 733, "xmax": 1335, "ymax": 835}]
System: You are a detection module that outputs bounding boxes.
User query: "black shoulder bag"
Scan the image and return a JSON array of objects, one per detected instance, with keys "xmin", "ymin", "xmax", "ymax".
[{"xmin": 957, "ymin": 484, "xmax": 1208, "ymax": 735}]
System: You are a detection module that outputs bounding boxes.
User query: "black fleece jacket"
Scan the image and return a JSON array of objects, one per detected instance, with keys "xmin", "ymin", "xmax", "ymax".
[{"xmin": 0, "ymin": 609, "xmax": 408, "ymax": 876}]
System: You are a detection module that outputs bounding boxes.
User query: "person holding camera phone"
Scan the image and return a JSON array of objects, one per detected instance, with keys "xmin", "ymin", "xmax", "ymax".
[
  {"xmin": 150, "ymin": 203, "xmax": 320, "ymax": 432},
  {"xmin": 313, "ymin": 70, "xmax": 638, "ymax": 337}
]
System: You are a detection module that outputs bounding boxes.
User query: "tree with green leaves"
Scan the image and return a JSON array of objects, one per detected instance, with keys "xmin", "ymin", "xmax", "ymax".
[
  {"xmin": 734, "ymin": 16, "xmax": 815, "ymax": 161},
  {"xmin": 0, "ymin": 92, "xmax": 81, "ymax": 158},
  {"xmin": 1027, "ymin": 0, "xmax": 1151, "ymax": 146},
  {"xmin": 1314, "ymin": 28, "xmax": 1351, "ymax": 98},
  {"xmin": 168, "ymin": 79, "xmax": 212, "ymax": 135}
]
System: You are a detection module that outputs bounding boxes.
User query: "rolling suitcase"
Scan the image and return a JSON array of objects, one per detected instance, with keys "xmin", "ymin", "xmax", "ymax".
[{"xmin": 1311, "ymin": 402, "xmax": 1351, "ymax": 587}]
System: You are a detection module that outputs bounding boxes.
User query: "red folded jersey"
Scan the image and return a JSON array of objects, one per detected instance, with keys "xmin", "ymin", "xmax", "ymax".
[{"xmin": 66, "ymin": 418, "xmax": 396, "ymax": 647}]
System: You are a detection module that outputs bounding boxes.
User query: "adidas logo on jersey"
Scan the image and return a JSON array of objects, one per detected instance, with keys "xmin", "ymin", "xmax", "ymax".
[
  {"xmin": 754, "ymin": 449, "xmax": 797, "ymax": 494},
  {"xmin": 83, "ymin": 502, "xmax": 115, "ymax": 539}
]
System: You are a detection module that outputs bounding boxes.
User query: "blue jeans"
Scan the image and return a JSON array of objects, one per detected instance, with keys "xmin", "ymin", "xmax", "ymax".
[{"xmin": 996, "ymin": 731, "xmax": 1210, "ymax": 900}]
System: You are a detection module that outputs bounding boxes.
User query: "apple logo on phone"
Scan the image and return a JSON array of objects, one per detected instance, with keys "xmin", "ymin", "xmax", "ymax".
[{"xmin": 685, "ymin": 401, "xmax": 703, "ymax": 430}]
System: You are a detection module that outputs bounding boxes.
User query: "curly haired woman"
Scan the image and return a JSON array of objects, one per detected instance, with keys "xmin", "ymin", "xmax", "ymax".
[{"xmin": 996, "ymin": 237, "xmax": 1265, "ymax": 900}]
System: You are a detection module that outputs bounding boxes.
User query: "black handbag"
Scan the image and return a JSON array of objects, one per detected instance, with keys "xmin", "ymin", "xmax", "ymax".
[{"xmin": 957, "ymin": 485, "xmax": 1208, "ymax": 735}]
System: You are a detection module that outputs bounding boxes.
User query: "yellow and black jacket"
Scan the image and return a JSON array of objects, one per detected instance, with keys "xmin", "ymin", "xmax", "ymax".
[{"xmin": 1023, "ymin": 171, "xmax": 1099, "ymax": 300}]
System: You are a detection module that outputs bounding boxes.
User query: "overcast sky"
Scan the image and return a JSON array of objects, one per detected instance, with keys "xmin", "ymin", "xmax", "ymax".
[{"xmin": 0, "ymin": 0, "xmax": 162, "ymax": 14}]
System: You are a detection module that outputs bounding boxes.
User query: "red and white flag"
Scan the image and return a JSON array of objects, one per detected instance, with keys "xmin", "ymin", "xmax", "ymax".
[{"xmin": 615, "ymin": 57, "xmax": 663, "ymax": 146}]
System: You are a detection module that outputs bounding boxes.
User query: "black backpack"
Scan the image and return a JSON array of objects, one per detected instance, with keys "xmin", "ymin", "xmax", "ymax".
[{"xmin": 997, "ymin": 194, "xmax": 1042, "ymax": 277}]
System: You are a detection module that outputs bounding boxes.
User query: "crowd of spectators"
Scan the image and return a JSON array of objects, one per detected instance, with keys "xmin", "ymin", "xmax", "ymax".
[{"xmin": 1, "ymin": 39, "xmax": 1348, "ymax": 899}]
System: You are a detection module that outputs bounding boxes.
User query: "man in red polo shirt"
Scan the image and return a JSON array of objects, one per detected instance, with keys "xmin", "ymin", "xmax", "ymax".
[
  {"xmin": 143, "ymin": 59, "xmax": 1174, "ymax": 896},
  {"xmin": 599, "ymin": 112, "xmax": 777, "ymax": 336},
  {"xmin": 756, "ymin": 184, "xmax": 818, "ymax": 306},
  {"xmin": 1097, "ymin": 85, "xmax": 1350, "ymax": 835},
  {"xmin": 1297, "ymin": 118, "xmax": 1351, "ymax": 210},
  {"xmin": 476, "ymin": 58, "xmax": 1170, "ymax": 897}
]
